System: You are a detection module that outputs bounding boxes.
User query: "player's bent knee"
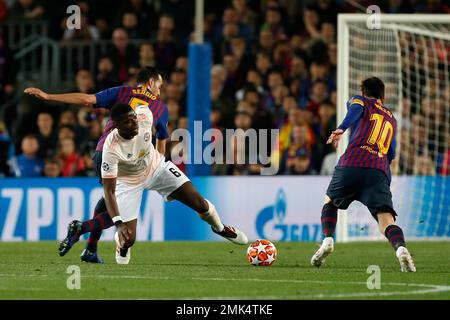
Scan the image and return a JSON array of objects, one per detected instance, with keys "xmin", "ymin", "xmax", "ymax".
[
  {"xmin": 324, "ymin": 195, "xmax": 333, "ymax": 205},
  {"xmin": 195, "ymin": 197, "xmax": 209, "ymax": 213},
  {"xmin": 323, "ymin": 197, "xmax": 338, "ymax": 210},
  {"xmin": 377, "ymin": 212, "xmax": 395, "ymax": 234},
  {"xmin": 95, "ymin": 197, "xmax": 107, "ymax": 213}
]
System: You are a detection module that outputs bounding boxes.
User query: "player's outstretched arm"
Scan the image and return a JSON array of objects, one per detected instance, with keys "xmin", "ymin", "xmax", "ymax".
[
  {"xmin": 156, "ymin": 139, "xmax": 167, "ymax": 156},
  {"xmin": 24, "ymin": 87, "xmax": 96, "ymax": 106},
  {"xmin": 326, "ymin": 129, "xmax": 344, "ymax": 148},
  {"xmin": 155, "ymin": 107, "xmax": 169, "ymax": 156},
  {"xmin": 329, "ymin": 98, "xmax": 364, "ymax": 148},
  {"xmin": 102, "ymin": 177, "xmax": 131, "ymax": 247}
]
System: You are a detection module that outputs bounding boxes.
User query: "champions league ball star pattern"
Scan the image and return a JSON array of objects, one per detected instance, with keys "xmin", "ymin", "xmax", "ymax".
[{"xmin": 247, "ymin": 239, "xmax": 277, "ymax": 266}]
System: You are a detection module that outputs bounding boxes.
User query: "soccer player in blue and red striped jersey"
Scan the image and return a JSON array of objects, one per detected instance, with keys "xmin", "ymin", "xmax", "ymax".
[
  {"xmin": 24, "ymin": 67, "xmax": 169, "ymax": 263},
  {"xmin": 310, "ymin": 77, "xmax": 416, "ymax": 272}
]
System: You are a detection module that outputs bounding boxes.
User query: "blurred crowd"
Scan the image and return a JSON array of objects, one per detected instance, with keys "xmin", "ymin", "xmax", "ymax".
[{"xmin": 0, "ymin": 0, "xmax": 449, "ymax": 178}]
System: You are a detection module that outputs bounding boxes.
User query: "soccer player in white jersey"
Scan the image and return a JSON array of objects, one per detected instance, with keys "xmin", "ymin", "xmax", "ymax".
[{"xmin": 59, "ymin": 103, "xmax": 248, "ymax": 264}]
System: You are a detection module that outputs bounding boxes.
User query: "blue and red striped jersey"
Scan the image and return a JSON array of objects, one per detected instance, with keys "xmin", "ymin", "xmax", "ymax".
[
  {"xmin": 93, "ymin": 85, "xmax": 169, "ymax": 152},
  {"xmin": 337, "ymin": 95, "xmax": 397, "ymax": 182}
]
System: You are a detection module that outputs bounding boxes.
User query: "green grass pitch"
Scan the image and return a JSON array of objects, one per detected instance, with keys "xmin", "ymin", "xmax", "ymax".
[{"xmin": 0, "ymin": 241, "xmax": 449, "ymax": 300}]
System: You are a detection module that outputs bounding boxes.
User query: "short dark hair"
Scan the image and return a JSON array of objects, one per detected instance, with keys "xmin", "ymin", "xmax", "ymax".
[
  {"xmin": 361, "ymin": 77, "xmax": 385, "ymax": 99},
  {"xmin": 58, "ymin": 124, "xmax": 75, "ymax": 134},
  {"xmin": 313, "ymin": 78, "xmax": 328, "ymax": 87},
  {"xmin": 247, "ymin": 68, "xmax": 262, "ymax": 76},
  {"xmin": 135, "ymin": 66, "xmax": 162, "ymax": 85},
  {"xmin": 257, "ymin": 51, "xmax": 271, "ymax": 59},
  {"xmin": 267, "ymin": 68, "xmax": 283, "ymax": 76},
  {"xmin": 110, "ymin": 103, "xmax": 134, "ymax": 122},
  {"xmin": 243, "ymin": 83, "xmax": 258, "ymax": 94},
  {"xmin": 267, "ymin": 7, "xmax": 282, "ymax": 15},
  {"xmin": 122, "ymin": 10, "xmax": 137, "ymax": 17},
  {"xmin": 160, "ymin": 13, "xmax": 174, "ymax": 20},
  {"xmin": 22, "ymin": 134, "xmax": 38, "ymax": 142},
  {"xmin": 139, "ymin": 42, "xmax": 153, "ymax": 49}
]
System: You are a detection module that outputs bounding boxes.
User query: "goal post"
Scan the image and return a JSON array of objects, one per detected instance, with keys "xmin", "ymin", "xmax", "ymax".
[{"xmin": 336, "ymin": 14, "xmax": 450, "ymax": 242}]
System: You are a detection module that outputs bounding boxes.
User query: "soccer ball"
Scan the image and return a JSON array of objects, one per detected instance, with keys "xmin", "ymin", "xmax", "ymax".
[{"xmin": 247, "ymin": 239, "xmax": 277, "ymax": 266}]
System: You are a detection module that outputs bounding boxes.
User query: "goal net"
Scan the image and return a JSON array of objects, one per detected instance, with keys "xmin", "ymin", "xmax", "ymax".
[{"xmin": 336, "ymin": 14, "xmax": 450, "ymax": 242}]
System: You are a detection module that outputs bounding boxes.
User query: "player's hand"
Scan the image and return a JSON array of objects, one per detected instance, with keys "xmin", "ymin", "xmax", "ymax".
[
  {"xmin": 117, "ymin": 224, "xmax": 131, "ymax": 247},
  {"xmin": 327, "ymin": 129, "xmax": 344, "ymax": 148},
  {"xmin": 24, "ymin": 87, "xmax": 49, "ymax": 100}
]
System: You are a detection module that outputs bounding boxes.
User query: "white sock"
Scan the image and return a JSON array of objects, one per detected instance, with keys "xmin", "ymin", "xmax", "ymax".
[{"xmin": 198, "ymin": 199, "xmax": 224, "ymax": 232}]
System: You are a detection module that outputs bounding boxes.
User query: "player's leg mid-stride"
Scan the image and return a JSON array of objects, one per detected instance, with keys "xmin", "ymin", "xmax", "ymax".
[
  {"xmin": 59, "ymin": 155, "xmax": 113, "ymax": 263},
  {"xmin": 377, "ymin": 212, "xmax": 416, "ymax": 272},
  {"xmin": 311, "ymin": 197, "xmax": 336, "ymax": 268},
  {"xmin": 58, "ymin": 215, "xmax": 140, "ymax": 265},
  {"xmin": 168, "ymin": 181, "xmax": 248, "ymax": 245},
  {"xmin": 108, "ymin": 181, "xmax": 249, "ymax": 265},
  {"xmin": 58, "ymin": 180, "xmax": 248, "ymax": 264},
  {"xmin": 81, "ymin": 197, "xmax": 109, "ymax": 263},
  {"xmin": 311, "ymin": 195, "xmax": 416, "ymax": 272},
  {"xmin": 58, "ymin": 202, "xmax": 114, "ymax": 263}
]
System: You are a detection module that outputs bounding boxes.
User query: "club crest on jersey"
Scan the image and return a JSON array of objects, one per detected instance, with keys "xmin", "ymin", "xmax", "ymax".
[
  {"xmin": 144, "ymin": 132, "xmax": 150, "ymax": 142},
  {"xmin": 102, "ymin": 162, "xmax": 110, "ymax": 172},
  {"xmin": 137, "ymin": 113, "xmax": 147, "ymax": 121}
]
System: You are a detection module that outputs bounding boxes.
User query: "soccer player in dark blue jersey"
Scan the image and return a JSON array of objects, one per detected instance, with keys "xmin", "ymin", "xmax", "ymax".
[
  {"xmin": 311, "ymin": 77, "xmax": 416, "ymax": 272},
  {"xmin": 24, "ymin": 67, "xmax": 168, "ymax": 263}
]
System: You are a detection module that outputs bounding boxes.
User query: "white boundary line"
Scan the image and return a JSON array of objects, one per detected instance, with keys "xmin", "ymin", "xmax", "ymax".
[{"xmin": 1, "ymin": 274, "xmax": 449, "ymax": 299}]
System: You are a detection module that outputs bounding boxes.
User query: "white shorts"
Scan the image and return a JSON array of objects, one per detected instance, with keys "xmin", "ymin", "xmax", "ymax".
[{"xmin": 114, "ymin": 160, "xmax": 190, "ymax": 222}]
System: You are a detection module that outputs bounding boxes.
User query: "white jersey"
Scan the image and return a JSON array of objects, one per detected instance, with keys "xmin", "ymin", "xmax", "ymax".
[{"xmin": 101, "ymin": 105, "xmax": 164, "ymax": 185}]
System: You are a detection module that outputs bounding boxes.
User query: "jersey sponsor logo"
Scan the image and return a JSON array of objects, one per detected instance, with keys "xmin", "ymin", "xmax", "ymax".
[
  {"xmin": 360, "ymin": 145, "xmax": 384, "ymax": 157},
  {"xmin": 138, "ymin": 150, "xmax": 146, "ymax": 158},
  {"xmin": 102, "ymin": 162, "xmax": 110, "ymax": 172}
]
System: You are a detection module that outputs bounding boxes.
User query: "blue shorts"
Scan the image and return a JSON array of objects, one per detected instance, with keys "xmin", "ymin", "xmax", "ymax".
[{"xmin": 326, "ymin": 166, "xmax": 397, "ymax": 221}]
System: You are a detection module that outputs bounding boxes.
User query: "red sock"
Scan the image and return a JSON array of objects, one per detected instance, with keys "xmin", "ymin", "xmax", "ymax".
[
  {"xmin": 385, "ymin": 225, "xmax": 406, "ymax": 250},
  {"xmin": 321, "ymin": 203, "xmax": 338, "ymax": 238},
  {"xmin": 85, "ymin": 198, "xmax": 109, "ymax": 252}
]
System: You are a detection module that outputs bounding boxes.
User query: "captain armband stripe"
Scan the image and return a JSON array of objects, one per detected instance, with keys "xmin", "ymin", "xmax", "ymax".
[{"xmin": 351, "ymin": 99, "xmax": 364, "ymax": 107}]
